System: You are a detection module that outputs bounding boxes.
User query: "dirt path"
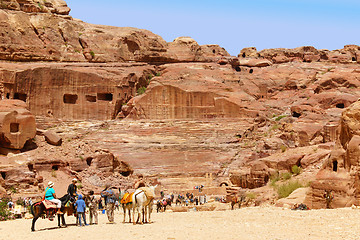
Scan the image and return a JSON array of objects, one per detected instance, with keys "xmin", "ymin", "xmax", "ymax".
[{"xmin": 0, "ymin": 206, "xmax": 360, "ymax": 240}]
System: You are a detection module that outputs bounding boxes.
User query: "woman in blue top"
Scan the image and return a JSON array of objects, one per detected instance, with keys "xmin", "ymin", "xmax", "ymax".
[{"xmin": 45, "ymin": 181, "xmax": 62, "ymax": 214}]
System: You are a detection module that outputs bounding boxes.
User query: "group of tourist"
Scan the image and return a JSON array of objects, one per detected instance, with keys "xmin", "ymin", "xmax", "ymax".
[
  {"xmin": 175, "ymin": 192, "xmax": 207, "ymax": 206},
  {"xmin": 43, "ymin": 178, "xmax": 119, "ymax": 226},
  {"xmin": 43, "ymin": 175, "xmax": 152, "ymax": 226}
]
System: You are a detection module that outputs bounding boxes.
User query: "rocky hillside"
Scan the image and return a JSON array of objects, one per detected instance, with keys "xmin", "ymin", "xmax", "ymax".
[{"xmin": 0, "ymin": 0, "xmax": 359, "ymax": 209}]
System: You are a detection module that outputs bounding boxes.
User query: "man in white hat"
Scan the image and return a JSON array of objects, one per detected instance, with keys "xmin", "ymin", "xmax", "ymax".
[
  {"xmin": 45, "ymin": 181, "xmax": 62, "ymax": 214},
  {"xmin": 67, "ymin": 178, "xmax": 78, "ymax": 197}
]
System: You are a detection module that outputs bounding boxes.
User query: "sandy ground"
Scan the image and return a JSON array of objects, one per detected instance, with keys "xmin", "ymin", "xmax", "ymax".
[{"xmin": 1, "ymin": 206, "xmax": 360, "ymax": 240}]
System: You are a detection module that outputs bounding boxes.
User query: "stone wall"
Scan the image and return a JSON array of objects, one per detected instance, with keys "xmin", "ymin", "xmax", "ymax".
[{"xmin": 0, "ymin": 63, "xmax": 155, "ymax": 120}]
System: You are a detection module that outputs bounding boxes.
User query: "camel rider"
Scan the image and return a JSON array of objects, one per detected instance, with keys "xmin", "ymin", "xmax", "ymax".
[
  {"xmin": 45, "ymin": 181, "xmax": 63, "ymax": 214},
  {"xmin": 134, "ymin": 175, "xmax": 145, "ymax": 189},
  {"xmin": 67, "ymin": 178, "xmax": 78, "ymax": 197}
]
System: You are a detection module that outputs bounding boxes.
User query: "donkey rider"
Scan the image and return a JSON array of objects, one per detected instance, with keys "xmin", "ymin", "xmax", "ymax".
[{"xmin": 44, "ymin": 181, "xmax": 63, "ymax": 214}]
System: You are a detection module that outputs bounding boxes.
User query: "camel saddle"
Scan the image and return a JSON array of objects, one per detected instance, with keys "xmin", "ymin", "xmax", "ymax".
[
  {"xmin": 42, "ymin": 200, "xmax": 57, "ymax": 209},
  {"xmin": 121, "ymin": 192, "xmax": 134, "ymax": 204}
]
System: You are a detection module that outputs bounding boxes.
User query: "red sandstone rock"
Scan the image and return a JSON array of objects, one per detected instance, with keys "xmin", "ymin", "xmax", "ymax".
[
  {"xmin": 44, "ymin": 130, "xmax": 62, "ymax": 146},
  {"xmin": 0, "ymin": 0, "xmax": 70, "ymax": 15},
  {"xmin": 0, "ymin": 62, "xmax": 155, "ymax": 120},
  {"xmin": 239, "ymin": 47, "xmax": 258, "ymax": 58},
  {"xmin": 239, "ymin": 58, "xmax": 272, "ymax": 67},
  {"xmin": 0, "ymin": 99, "xmax": 36, "ymax": 149},
  {"xmin": 340, "ymin": 101, "xmax": 360, "ymax": 149}
]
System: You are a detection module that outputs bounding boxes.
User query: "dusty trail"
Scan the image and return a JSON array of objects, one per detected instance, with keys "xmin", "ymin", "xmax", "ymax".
[{"xmin": 1, "ymin": 206, "xmax": 360, "ymax": 240}]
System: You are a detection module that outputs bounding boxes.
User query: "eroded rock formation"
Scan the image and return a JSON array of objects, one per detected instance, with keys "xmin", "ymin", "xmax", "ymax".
[
  {"xmin": 0, "ymin": 0, "xmax": 360, "ymax": 207},
  {"xmin": 0, "ymin": 99, "xmax": 36, "ymax": 150}
]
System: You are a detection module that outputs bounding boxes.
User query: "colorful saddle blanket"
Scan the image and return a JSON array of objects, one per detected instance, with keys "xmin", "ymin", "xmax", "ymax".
[
  {"xmin": 42, "ymin": 200, "xmax": 57, "ymax": 209},
  {"xmin": 121, "ymin": 193, "xmax": 134, "ymax": 204}
]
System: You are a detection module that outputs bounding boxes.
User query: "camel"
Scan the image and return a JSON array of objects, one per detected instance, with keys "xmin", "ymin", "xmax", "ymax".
[{"xmin": 132, "ymin": 185, "xmax": 157, "ymax": 225}]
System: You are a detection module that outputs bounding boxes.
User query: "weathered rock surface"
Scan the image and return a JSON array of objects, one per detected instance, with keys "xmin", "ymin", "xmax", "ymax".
[
  {"xmin": 0, "ymin": 0, "xmax": 360, "ymax": 208},
  {"xmin": 0, "ymin": 62, "xmax": 155, "ymax": 120},
  {"xmin": 0, "ymin": 0, "xmax": 70, "ymax": 15},
  {"xmin": 0, "ymin": 99, "xmax": 36, "ymax": 149},
  {"xmin": 44, "ymin": 130, "xmax": 62, "ymax": 146}
]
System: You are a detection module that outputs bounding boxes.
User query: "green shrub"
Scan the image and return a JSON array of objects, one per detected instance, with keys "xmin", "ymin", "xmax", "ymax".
[
  {"xmin": 147, "ymin": 74, "xmax": 153, "ymax": 83},
  {"xmin": 90, "ymin": 51, "xmax": 95, "ymax": 58},
  {"xmin": 137, "ymin": 86, "xmax": 147, "ymax": 95},
  {"xmin": 291, "ymin": 165, "xmax": 301, "ymax": 175},
  {"xmin": 246, "ymin": 192, "xmax": 256, "ymax": 200},
  {"xmin": 0, "ymin": 199, "xmax": 12, "ymax": 221},
  {"xmin": 270, "ymin": 124, "xmax": 280, "ymax": 131},
  {"xmin": 51, "ymin": 169, "xmax": 57, "ymax": 178},
  {"xmin": 275, "ymin": 115, "xmax": 287, "ymax": 121},
  {"xmin": 280, "ymin": 145, "xmax": 287, "ymax": 152},
  {"xmin": 155, "ymin": 72, "xmax": 161, "ymax": 76},
  {"xmin": 9, "ymin": 186, "xmax": 17, "ymax": 193},
  {"xmin": 269, "ymin": 172, "xmax": 280, "ymax": 186},
  {"xmin": 280, "ymin": 172, "xmax": 292, "ymax": 180},
  {"xmin": 277, "ymin": 180, "xmax": 303, "ymax": 199}
]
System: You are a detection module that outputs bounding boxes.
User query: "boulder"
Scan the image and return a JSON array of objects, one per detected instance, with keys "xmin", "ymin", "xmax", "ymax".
[
  {"xmin": 276, "ymin": 187, "xmax": 309, "ymax": 207},
  {"xmin": 239, "ymin": 59, "xmax": 272, "ymax": 67},
  {"xmin": 239, "ymin": 47, "xmax": 258, "ymax": 58},
  {"xmin": 44, "ymin": 130, "xmax": 62, "ymax": 146},
  {"xmin": 0, "ymin": 100, "xmax": 36, "ymax": 149}
]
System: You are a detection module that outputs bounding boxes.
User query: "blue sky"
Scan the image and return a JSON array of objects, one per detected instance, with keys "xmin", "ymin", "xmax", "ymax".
[{"xmin": 66, "ymin": 0, "xmax": 360, "ymax": 56}]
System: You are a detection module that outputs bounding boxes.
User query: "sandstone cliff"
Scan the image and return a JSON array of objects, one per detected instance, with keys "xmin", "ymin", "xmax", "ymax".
[{"xmin": 0, "ymin": 0, "xmax": 359, "ymax": 208}]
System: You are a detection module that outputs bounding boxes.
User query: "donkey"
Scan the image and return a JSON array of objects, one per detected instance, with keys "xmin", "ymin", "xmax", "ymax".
[
  {"xmin": 132, "ymin": 185, "xmax": 157, "ymax": 225},
  {"xmin": 30, "ymin": 194, "xmax": 75, "ymax": 231}
]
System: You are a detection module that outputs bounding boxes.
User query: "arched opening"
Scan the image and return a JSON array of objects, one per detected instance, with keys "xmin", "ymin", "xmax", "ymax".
[
  {"xmin": 220, "ymin": 182, "xmax": 229, "ymax": 187},
  {"xmin": 52, "ymin": 165, "xmax": 59, "ymax": 171},
  {"xmin": 212, "ymin": 49, "xmax": 216, "ymax": 54},
  {"xmin": 336, "ymin": 103, "xmax": 345, "ymax": 109},
  {"xmin": 120, "ymin": 171, "xmax": 132, "ymax": 177},
  {"xmin": 1, "ymin": 172, "xmax": 6, "ymax": 180},
  {"xmin": 249, "ymin": 69, "xmax": 254, "ymax": 74},
  {"xmin": 292, "ymin": 111, "xmax": 301, "ymax": 118},
  {"xmin": 86, "ymin": 157, "xmax": 93, "ymax": 166},
  {"xmin": 352, "ymin": 57, "xmax": 356, "ymax": 61},
  {"xmin": 333, "ymin": 160, "xmax": 338, "ymax": 172},
  {"xmin": 242, "ymin": 53, "xmax": 246, "ymax": 58},
  {"xmin": 6, "ymin": 93, "xmax": 9, "ymax": 99},
  {"xmin": 235, "ymin": 66, "xmax": 241, "ymax": 72},
  {"xmin": 125, "ymin": 39, "xmax": 140, "ymax": 53}
]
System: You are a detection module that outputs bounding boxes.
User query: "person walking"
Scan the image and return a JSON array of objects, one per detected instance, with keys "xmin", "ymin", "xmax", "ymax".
[
  {"xmin": 86, "ymin": 190, "xmax": 98, "ymax": 225},
  {"xmin": 101, "ymin": 185, "xmax": 116, "ymax": 224},
  {"xmin": 75, "ymin": 194, "xmax": 88, "ymax": 226}
]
